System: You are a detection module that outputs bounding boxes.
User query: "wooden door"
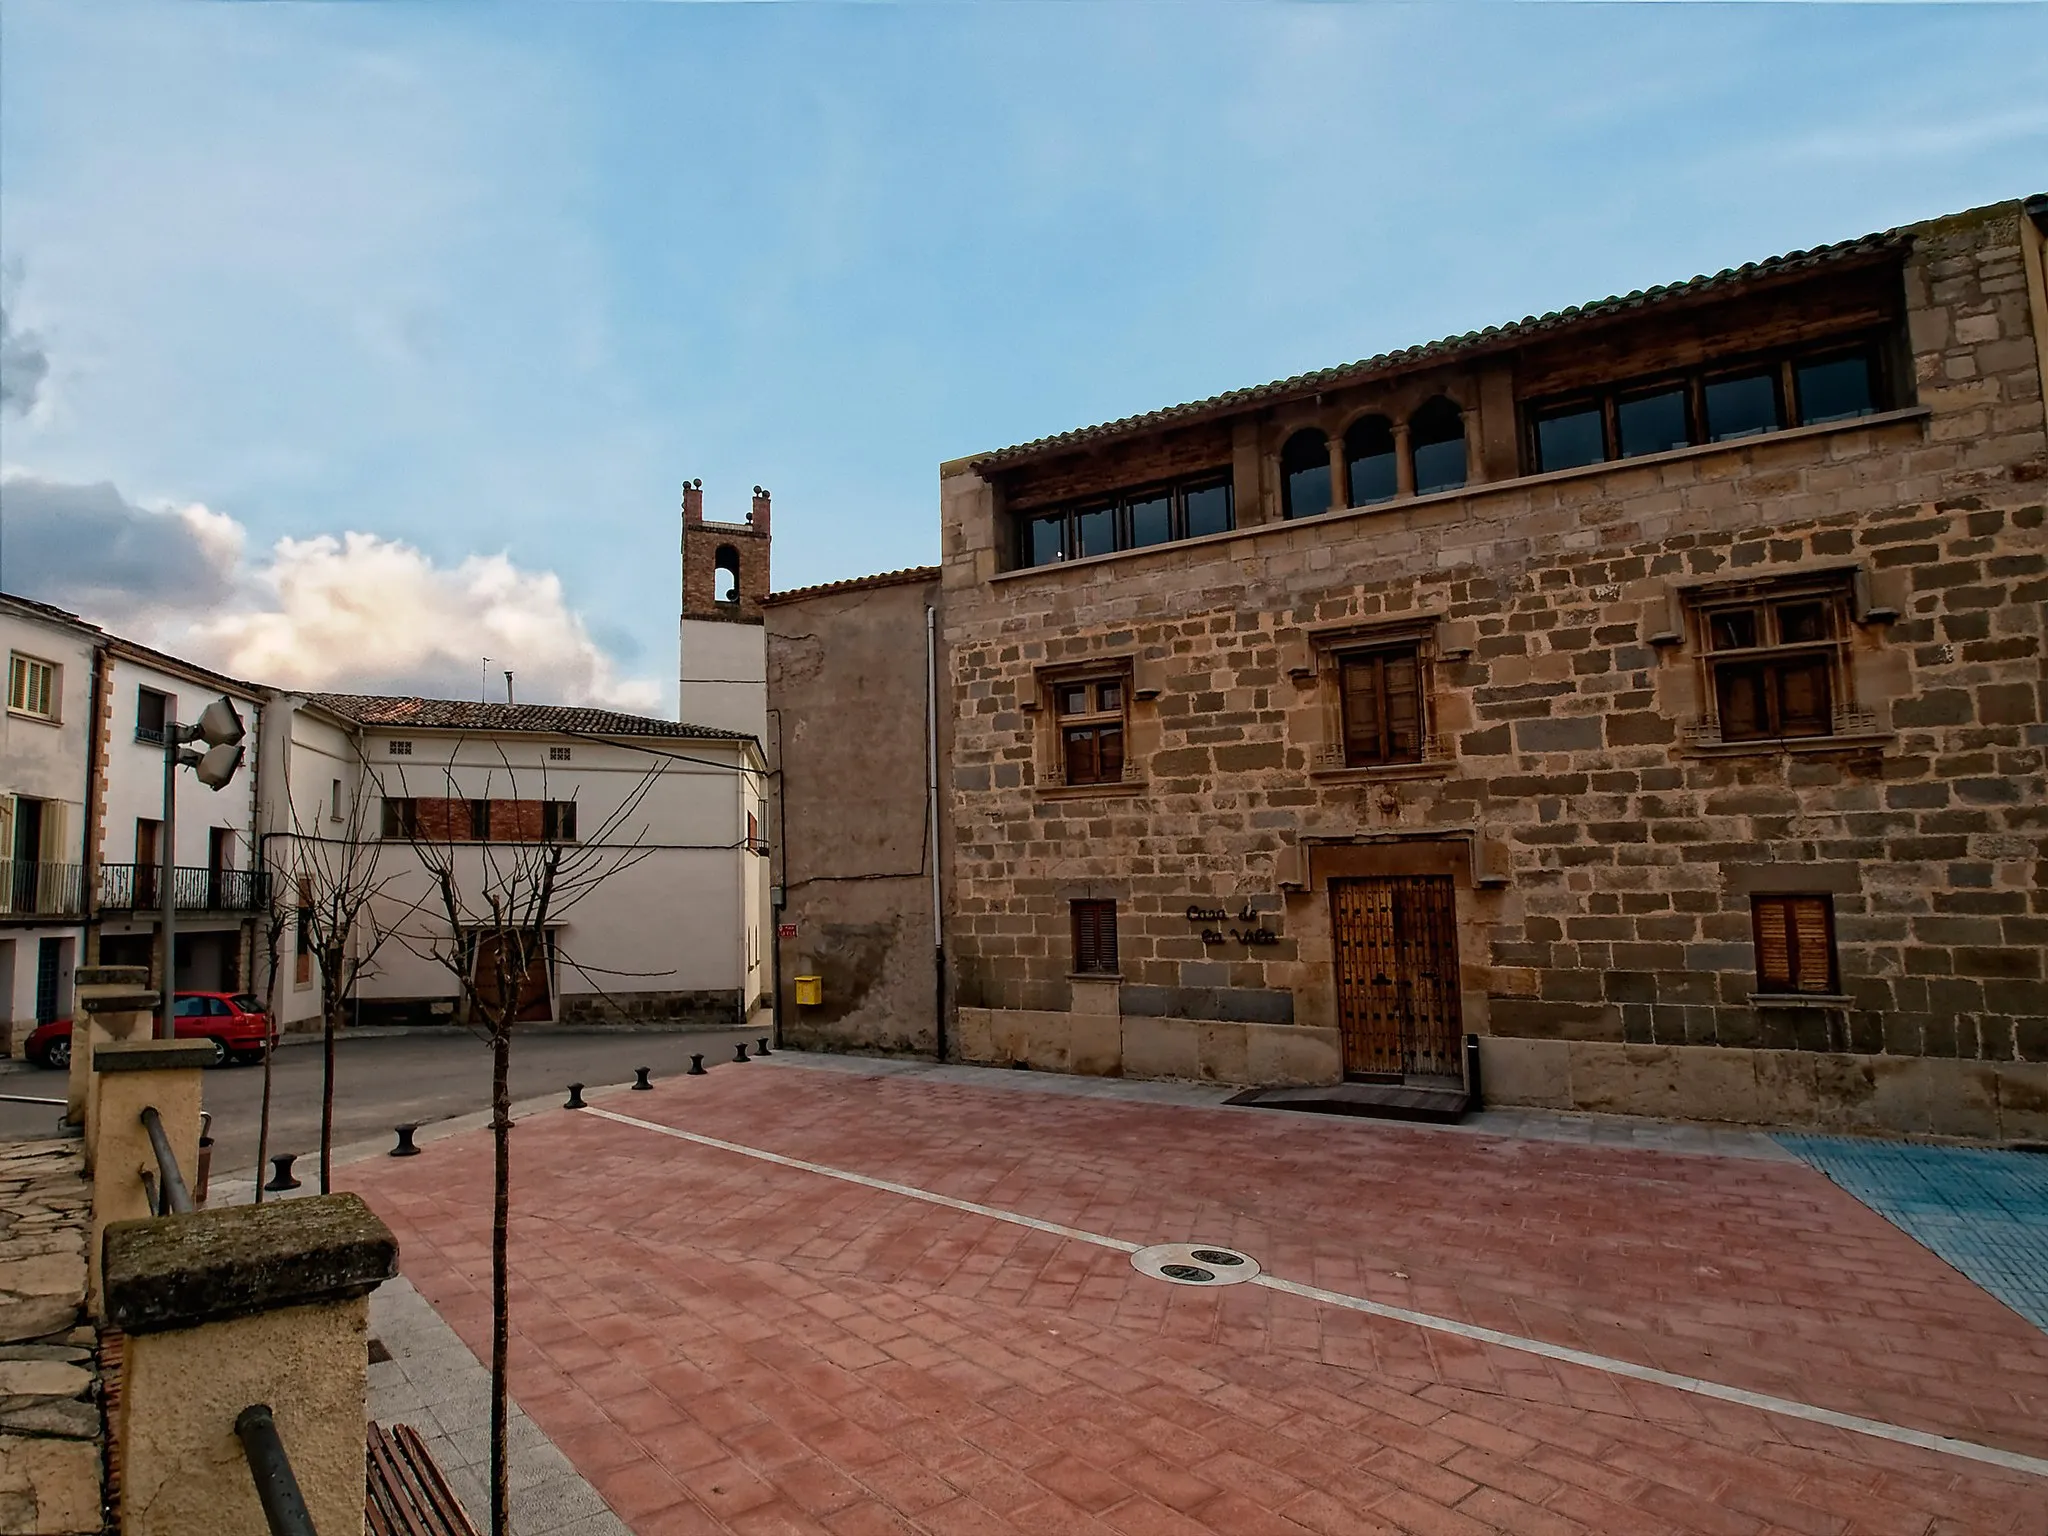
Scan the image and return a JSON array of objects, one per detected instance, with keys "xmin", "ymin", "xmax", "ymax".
[
  {"xmin": 1331, "ymin": 876, "xmax": 1462, "ymax": 1078},
  {"xmin": 472, "ymin": 932, "xmax": 553, "ymax": 1023}
]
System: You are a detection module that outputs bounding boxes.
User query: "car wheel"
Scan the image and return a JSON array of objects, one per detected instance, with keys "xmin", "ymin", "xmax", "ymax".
[
  {"xmin": 45, "ymin": 1039, "xmax": 70, "ymax": 1071},
  {"xmin": 204, "ymin": 1036, "xmax": 229, "ymax": 1069}
]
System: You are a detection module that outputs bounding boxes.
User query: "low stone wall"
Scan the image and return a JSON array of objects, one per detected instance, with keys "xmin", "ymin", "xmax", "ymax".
[
  {"xmin": 1482, "ymin": 1037, "xmax": 2048, "ymax": 1141},
  {"xmin": 0, "ymin": 1141, "xmax": 102, "ymax": 1536},
  {"xmin": 954, "ymin": 1007, "xmax": 1341, "ymax": 1087},
  {"xmin": 554, "ymin": 989, "xmax": 742, "ymax": 1028}
]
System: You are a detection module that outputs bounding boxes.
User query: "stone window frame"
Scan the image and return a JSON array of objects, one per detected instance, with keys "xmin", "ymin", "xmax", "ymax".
[
  {"xmin": 1028, "ymin": 656, "xmax": 1143, "ymax": 798},
  {"xmin": 1297, "ymin": 617, "xmax": 1453, "ymax": 782},
  {"xmin": 1673, "ymin": 569, "xmax": 1884, "ymax": 751}
]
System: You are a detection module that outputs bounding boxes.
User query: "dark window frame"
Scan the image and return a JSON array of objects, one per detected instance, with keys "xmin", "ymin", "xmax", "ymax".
[
  {"xmin": 1751, "ymin": 893, "xmax": 1839, "ymax": 995},
  {"xmin": 1053, "ymin": 676, "xmax": 1128, "ymax": 787},
  {"xmin": 1522, "ymin": 335, "xmax": 1891, "ymax": 474},
  {"xmin": 1017, "ymin": 470, "xmax": 1235, "ymax": 567},
  {"xmin": 135, "ymin": 686, "xmax": 171, "ymax": 745},
  {"xmin": 1071, "ymin": 899, "xmax": 1119, "ymax": 975},
  {"xmin": 1338, "ymin": 644, "xmax": 1427, "ymax": 767},
  {"xmin": 1691, "ymin": 578, "xmax": 1852, "ymax": 743}
]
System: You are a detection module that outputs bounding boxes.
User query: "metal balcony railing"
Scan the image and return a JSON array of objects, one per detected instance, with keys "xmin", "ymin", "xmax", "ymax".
[
  {"xmin": 0, "ymin": 860, "xmax": 87, "ymax": 918},
  {"xmin": 99, "ymin": 863, "xmax": 272, "ymax": 914}
]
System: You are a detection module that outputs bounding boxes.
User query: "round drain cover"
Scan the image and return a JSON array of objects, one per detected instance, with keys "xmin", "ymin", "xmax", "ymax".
[{"xmin": 1131, "ymin": 1243, "xmax": 1262, "ymax": 1287}]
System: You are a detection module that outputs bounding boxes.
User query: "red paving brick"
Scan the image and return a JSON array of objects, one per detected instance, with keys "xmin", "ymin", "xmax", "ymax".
[{"xmin": 343, "ymin": 1064, "xmax": 2048, "ymax": 1534}]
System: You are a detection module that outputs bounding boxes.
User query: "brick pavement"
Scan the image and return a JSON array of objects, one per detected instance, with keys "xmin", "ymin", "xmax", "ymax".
[{"xmin": 342, "ymin": 1060, "xmax": 2048, "ymax": 1535}]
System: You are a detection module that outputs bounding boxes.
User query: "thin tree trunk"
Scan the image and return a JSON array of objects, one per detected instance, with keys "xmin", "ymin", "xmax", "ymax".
[
  {"xmin": 319, "ymin": 1002, "xmax": 337, "ymax": 1194},
  {"xmin": 490, "ymin": 1019, "xmax": 511, "ymax": 1536}
]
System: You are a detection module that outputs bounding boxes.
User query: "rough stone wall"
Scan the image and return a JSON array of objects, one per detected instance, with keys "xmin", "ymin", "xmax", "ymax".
[
  {"xmin": 683, "ymin": 516, "xmax": 771, "ymax": 624},
  {"xmin": 766, "ymin": 575, "xmax": 940, "ymax": 1055},
  {"xmin": 938, "ymin": 200, "xmax": 2047, "ymax": 1129}
]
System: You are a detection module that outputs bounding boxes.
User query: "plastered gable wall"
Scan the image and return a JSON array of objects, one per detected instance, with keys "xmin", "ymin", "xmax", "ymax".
[{"xmin": 937, "ymin": 201, "xmax": 2048, "ymax": 1131}]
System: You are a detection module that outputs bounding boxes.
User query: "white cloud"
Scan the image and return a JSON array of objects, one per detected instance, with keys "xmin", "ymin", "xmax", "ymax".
[
  {"xmin": 0, "ymin": 469, "xmax": 661, "ymax": 712},
  {"xmin": 0, "ymin": 304, "xmax": 49, "ymax": 416}
]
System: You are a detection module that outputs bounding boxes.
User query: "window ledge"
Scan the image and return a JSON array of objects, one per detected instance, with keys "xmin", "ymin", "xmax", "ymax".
[
  {"xmin": 991, "ymin": 407, "xmax": 1932, "ymax": 583},
  {"xmin": 1067, "ymin": 971, "xmax": 1124, "ymax": 981},
  {"xmin": 1681, "ymin": 731, "xmax": 1894, "ymax": 758},
  {"xmin": 1308, "ymin": 761, "xmax": 1453, "ymax": 784},
  {"xmin": 1749, "ymin": 993, "xmax": 1853, "ymax": 1009},
  {"xmin": 1035, "ymin": 779, "xmax": 1145, "ymax": 801},
  {"xmin": 8, "ymin": 708, "xmax": 61, "ymax": 727}
]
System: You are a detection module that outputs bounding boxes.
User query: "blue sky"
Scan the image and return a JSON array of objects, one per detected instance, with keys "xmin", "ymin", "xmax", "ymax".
[{"xmin": 3, "ymin": 2, "xmax": 2045, "ymax": 710}]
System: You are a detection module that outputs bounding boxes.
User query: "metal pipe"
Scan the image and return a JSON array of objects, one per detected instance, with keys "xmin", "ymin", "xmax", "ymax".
[
  {"xmin": 140, "ymin": 1105, "xmax": 195, "ymax": 1215},
  {"xmin": 235, "ymin": 1404, "xmax": 319, "ymax": 1536},
  {"xmin": 925, "ymin": 604, "xmax": 946, "ymax": 1063}
]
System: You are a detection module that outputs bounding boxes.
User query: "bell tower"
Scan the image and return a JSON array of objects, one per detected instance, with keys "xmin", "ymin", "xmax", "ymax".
[{"xmin": 677, "ymin": 480, "xmax": 771, "ymax": 742}]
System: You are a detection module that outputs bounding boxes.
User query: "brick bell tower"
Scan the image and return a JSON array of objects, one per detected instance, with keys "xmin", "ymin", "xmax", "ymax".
[{"xmin": 677, "ymin": 480, "xmax": 771, "ymax": 742}]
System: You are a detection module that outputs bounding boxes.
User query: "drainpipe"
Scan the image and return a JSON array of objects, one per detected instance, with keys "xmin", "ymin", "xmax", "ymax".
[{"xmin": 926, "ymin": 603, "xmax": 945, "ymax": 1062}]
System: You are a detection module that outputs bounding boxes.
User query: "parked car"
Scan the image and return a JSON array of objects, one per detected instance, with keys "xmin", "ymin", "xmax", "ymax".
[{"xmin": 22, "ymin": 992, "xmax": 276, "ymax": 1070}]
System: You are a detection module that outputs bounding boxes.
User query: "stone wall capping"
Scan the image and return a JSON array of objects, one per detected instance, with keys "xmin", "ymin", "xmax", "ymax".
[
  {"xmin": 93, "ymin": 1041, "xmax": 218, "ymax": 1073},
  {"xmin": 102, "ymin": 1193, "xmax": 398, "ymax": 1335},
  {"xmin": 1678, "ymin": 732, "xmax": 1895, "ymax": 759},
  {"xmin": 73, "ymin": 966, "xmax": 150, "ymax": 989},
  {"xmin": 78, "ymin": 989, "xmax": 163, "ymax": 1015}
]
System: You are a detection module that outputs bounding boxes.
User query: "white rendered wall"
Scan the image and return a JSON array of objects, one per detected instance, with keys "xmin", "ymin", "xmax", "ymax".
[{"xmin": 677, "ymin": 618, "xmax": 766, "ymax": 743}]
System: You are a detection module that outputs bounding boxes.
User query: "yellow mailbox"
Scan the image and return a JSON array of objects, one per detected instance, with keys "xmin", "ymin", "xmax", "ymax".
[{"xmin": 793, "ymin": 975, "xmax": 823, "ymax": 1007}]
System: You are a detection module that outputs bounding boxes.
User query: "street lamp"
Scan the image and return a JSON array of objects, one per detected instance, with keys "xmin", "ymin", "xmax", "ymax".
[{"xmin": 158, "ymin": 695, "xmax": 246, "ymax": 1038}]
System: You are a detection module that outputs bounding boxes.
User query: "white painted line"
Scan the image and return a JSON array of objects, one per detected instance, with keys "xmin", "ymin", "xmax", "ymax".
[{"xmin": 584, "ymin": 1106, "xmax": 2048, "ymax": 1481}]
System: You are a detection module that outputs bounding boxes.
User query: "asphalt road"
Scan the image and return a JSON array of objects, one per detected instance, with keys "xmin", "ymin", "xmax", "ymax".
[{"xmin": 0, "ymin": 1026, "xmax": 769, "ymax": 1181}]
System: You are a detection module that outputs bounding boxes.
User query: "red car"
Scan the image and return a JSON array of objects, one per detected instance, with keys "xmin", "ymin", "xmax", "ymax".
[{"xmin": 23, "ymin": 992, "xmax": 276, "ymax": 1071}]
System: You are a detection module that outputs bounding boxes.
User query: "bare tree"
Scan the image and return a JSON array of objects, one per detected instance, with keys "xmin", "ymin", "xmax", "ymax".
[
  {"xmin": 279, "ymin": 730, "xmax": 409, "ymax": 1193},
  {"xmin": 252, "ymin": 891, "xmax": 290, "ymax": 1204},
  {"xmin": 387, "ymin": 741, "xmax": 664, "ymax": 1536}
]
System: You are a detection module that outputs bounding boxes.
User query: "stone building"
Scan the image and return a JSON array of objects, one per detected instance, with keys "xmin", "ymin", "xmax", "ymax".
[
  {"xmin": 928, "ymin": 193, "xmax": 2048, "ymax": 1139},
  {"xmin": 763, "ymin": 568, "xmax": 943, "ymax": 1055},
  {"xmin": 678, "ymin": 479, "xmax": 773, "ymax": 743}
]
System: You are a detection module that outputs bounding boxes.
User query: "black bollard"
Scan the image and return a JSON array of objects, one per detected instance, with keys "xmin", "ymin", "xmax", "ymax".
[
  {"xmin": 1464, "ymin": 1033, "xmax": 1484, "ymax": 1110},
  {"xmin": 632, "ymin": 1067, "xmax": 653, "ymax": 1091},
  {"xmin": 390, "ymin": 1125, "xmax": 421, "ymax": 1158},
  {"xmin": 734, "ymin": 1042, "xmax": 750, "ymax": 1062},
  {"xmin": 756, "ymin": 1037, "xmax": 772, "ymax": 1056},
  {"xmin": 687, "ymin": 1054, "xmax": 707, "ymax": 1076},
  {"xmin": 264, "ymin": 1153, "xmax": 301, "ymax": 1192},
  {"xmin": 565, "ymin": 1082, "xmax": 587, "ymax": 1110}
]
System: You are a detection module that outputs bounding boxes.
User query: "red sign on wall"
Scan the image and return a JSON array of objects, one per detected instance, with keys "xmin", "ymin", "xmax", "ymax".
[{"xmin": 777, "ymin": 923, "xmax": 798, "ymax": 940}]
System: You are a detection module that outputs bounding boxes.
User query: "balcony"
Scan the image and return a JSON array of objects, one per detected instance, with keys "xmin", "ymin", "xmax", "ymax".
[
  {"xmin": 98, "ymin": 863, "xmax": 272, "ymax": 914},
  {"xmin": 0, "ymin": 860, "xmax": 87, "ymax": 919}
]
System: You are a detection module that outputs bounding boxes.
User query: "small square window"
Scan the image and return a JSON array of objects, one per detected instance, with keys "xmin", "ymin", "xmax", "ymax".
[
  {"xmin": 1072, "ymin": 900, "xmax": 1118, "ymax": 975},
  {"xmin": 387, "ymin": 740, "xmax": 413, "ymax": 756},
  {"xmin": 8, "ymin": 654, "xmax": 57, "ymax": 721},
  {"xmin": 1709, "ymin": 610, "xmax": 1759, "ymax": 650},
  {"xmin": 1057, "ymin": 685, "xmax": 1089, "ymax": 716},
  {"xmin": 136, "ymin": 687, "xmax": 170, "ymax": 743},
  {"xmin": 549, "ymin": 745, "xmax": 571, "ymax": 762},
  {"xmin": 1181, "ymin": 481, "xmax": 1233, "ymax": 538},
  {"xmin": 1775, "ymin": 602, "xmax": 1830, "ymax": 645},
  {"xmin": 1752, "ymin": 894, "xmax": 1837, "ymax": 995},
  {"xmin": 1795, "ymin": 354, "xmax": 1876, "ymax": 426},
  {"xmin": 1127, "ymin": 491, "xmax": 1173, "ymax": 548},
  {"xmin": 1535, "ymin": 405, "xmax": 1605, "ymax": 472},
  {"xmin": 1616, "ymin": 387, "xmax": 1692, "ymax": 458},
  {"xmin": 1073, "ymin": 505, "xmax": 1117, "ymax": 559},
  {"xmin": 1705, "ymin": 371, "xmax": 1783, "ymax": 442},
  {"xmin": 1026, "ymin": 513, "xmax": 1065, "ymax": 567}
]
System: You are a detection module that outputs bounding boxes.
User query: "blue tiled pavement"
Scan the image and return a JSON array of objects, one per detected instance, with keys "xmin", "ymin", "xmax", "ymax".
[{"xmin": 1777, "ymin": 1134, "xmax": 2048, "ymax": 1334}]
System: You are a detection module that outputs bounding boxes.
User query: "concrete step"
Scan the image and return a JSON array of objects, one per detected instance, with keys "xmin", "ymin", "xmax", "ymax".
[{"xmin": 1226, "ymin": 1080, "xmax": 1471, "ymax": 1123}]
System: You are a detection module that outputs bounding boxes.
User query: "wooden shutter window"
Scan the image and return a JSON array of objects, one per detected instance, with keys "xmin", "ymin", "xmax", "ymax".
[
  {"xmin": 1753, "ymin": 895, "xmax": 1837, "ymax": 994},
  {"xmin": 1340, "ymin": 647, "xmax": 1424, "ymax": 765},
  {"xmin": 1072, "ymin": 900, "xmax": 1118, "ymax": 975}
]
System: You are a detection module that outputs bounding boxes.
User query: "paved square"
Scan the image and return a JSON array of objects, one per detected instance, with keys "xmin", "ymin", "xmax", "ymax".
[{"xmin": 343, "ymin": 1058, "xmax": 2048, "ymax": 1535}]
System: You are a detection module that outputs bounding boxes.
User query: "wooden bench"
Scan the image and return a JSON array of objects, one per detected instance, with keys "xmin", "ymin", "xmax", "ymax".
[{"xmin": 366, "ymin": 1421, "xmax": 481, "ymax": 1536}]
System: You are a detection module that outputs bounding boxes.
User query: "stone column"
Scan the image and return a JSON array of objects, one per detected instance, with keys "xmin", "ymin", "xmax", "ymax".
[
  {"xmin": 1326, "ymin": 433, "xmax": 1349, "ymax": 514},
  {"xmin": 102, "ymin": 1194, "xmax": 397, "ymax": 1536},
  {"xmin": 1393, "ymin": 421, "xmax": 1416, "ymax": 498},
  {"xmin": 88, "ymin": 1040, "xmax": 210, "ymax": 1314},
  {"xmin": 66, "ymin": 964, "xmax": 153, "ymax": 1134}
]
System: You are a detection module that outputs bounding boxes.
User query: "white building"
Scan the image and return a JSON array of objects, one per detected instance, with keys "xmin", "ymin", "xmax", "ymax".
[
  {"xmin": 261, "ymin": 694, "xmax": 772, "ymax": 1032},
  {"xmin": 93, "ymin": 638, "xmax": 266, "ymax": 998},
  {"xmin": 1, "ymin": 595, "xmax": 98, "ymax": 1052}
]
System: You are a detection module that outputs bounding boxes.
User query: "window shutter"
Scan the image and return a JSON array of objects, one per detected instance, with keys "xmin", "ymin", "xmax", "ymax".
[
  {"xmin": 1384, "ymin": 653, "xmax": 1421, "ymax": 760},
  {"xmin": 1777, "ymin": 659, "xmax": 1833, "ymax": 737},
  {"xmin": 1791, "ymin": 897, "xmax": 1834, "ymax": 993},
  {"xmin": 0, "ymin": 796, "xmax": 14, "ymax": 913},
  {"xmin": 1716, "ymin": 664, "xmax": 1767, "ymax": 740},
  {"xmin": 1097, "ymin": 724, "xmax": 1124, "ymax": 782},
  {"xmin": 1754, "ymin": 897, "xmax": 1794, "ymax": 990},
  {"xmin": 1342, "ymin": 657, "xmax": 1383, "ymax": 763},
  {"xmin": 1073, "ymin": 900, "xmax": 1117, "ymax": 974}
]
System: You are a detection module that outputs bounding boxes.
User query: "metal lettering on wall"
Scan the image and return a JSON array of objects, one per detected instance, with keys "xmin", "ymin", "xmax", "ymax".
[{"xmin": 1185, "ymin": 903, "xmax": 1279, "ymax": 947}]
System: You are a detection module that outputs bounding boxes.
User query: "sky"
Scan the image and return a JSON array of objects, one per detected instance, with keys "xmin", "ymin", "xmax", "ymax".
[{"xmin": 2, "ymin": 2, "xmax": 2045, "ymax": 715}]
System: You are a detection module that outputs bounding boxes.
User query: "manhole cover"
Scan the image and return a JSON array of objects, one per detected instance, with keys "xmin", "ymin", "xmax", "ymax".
[{"xmin": 1131, "ymin": 1243, "xmax": 1262, "ymax": 1287}]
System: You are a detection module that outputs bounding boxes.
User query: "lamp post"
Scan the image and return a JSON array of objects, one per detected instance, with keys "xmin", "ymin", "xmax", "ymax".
[{"xmin": 158, "ymin": 696, "xmax": 247, "ymax": 1039}]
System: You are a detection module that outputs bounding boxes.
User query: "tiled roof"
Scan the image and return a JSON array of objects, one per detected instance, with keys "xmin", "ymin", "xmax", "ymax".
[
  {"xmin": 304, "ymin": 694, "xmax": 753, "ymax": 741},
  {"xmin": 762, "ymin": 566, "xmax": 941, "ymax": 605},
  {"xmin": 970, "ymin": 229, "xmax": 1908, "ymax": 471}
]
